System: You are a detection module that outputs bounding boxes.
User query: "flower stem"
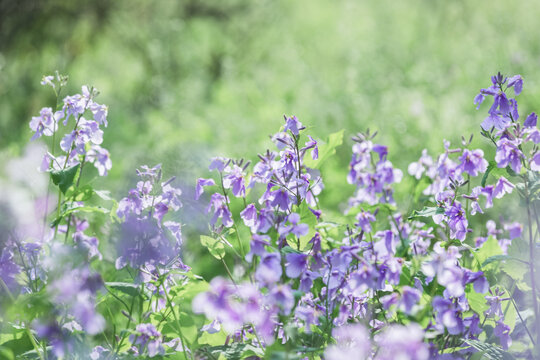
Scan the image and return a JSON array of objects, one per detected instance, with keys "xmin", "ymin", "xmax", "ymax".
[{"xmin": 526, "ymin": 182, "xmax": 540, "ymax": 344}]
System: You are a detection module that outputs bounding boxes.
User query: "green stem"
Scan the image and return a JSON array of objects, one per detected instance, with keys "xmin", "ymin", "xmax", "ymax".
[
  {"xmin": 526, "ymin": 197, "xmax": 540, "ymax": 345},
  {"xmin": 161, "ymin": 282, "xmax": 193, "ymax": 360}
]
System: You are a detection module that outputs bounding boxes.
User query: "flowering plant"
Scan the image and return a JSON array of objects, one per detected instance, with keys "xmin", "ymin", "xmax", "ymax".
[{"xmin": 0, "ymin": 72, "xmax": 538, "ymax": 359}]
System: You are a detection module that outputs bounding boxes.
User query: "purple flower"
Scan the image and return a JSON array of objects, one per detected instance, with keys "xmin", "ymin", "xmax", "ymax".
[
  {"xmin": 0, "ymin": 247, "xmax": 21, "ymax": 292},
  {"xmin": 485, "ymin": 288, "xmax": 507, "ymax": 318},
  {"xmin": 464, "ymin": 270, "xmax": 489, "ymax": 294},
  {"xmin": 507, "ymin": 74, "xmax": 523, "ymax": 95},
  {"xmin": 206, "ymin": 193, "xmax": 234, "ymax": 228},
  {"xmin": 375, "ymin": 324, "xmax": 429, "ymax": 360},
  {"xmin": 504, "ymin": 222, "xmax": 522, "ymax": 240},
  {"xmin": 223, "ymin": 165, "xmax": 246, "ymax": 197},
  {"xmin": 270, "ymin": 188, "xmax": 291, "ymax": 212},
  {"xmin": 494, "ymin": 320, "xmax": 512, "ymax": 350},
  {"xmin": 445, "ymin": 202, "xmax": 468, "ymax": 241},
  {"xmin": 73, "ymin": 232, "xmax": 102, "ymax": 261},
  {"xmin": 283, "ymin": 115, "xmax": 303, "ymax": 136},
  {"xmin": 245, "ymin": 234, "xmax": 270, "ymax": 262},
  {"xmin": 408, "ymin": 149, "xmax": 434, "ymax": 179},
  {"xmin": 87, "ymin": 145, "xmax": 112, "ymax": 176},
  {"xmin": 493, "ymin": 176, "xmax": 514, "ymax": 199},
  {"xmin": 278, "ymin": 213, "xmax": 309, "ymax": 238},
  {"xmin": 524, "ymin": 112, "xmax": 537, "ymax": 127},
  {"xmin": 41, "ymin": 75, "xmax": 55, "ymax": 87},
  {"xmin": 399, "ymin": 286, "xmax": 421, "ymax": 314},
  {"xmin": 285, "ymin": 252, "xmax": 308, "ymax": 278},
  {"xmin": 195, "ymin": 178, "xmax": 215, "ymax": 200},
  {"xmin": 240, "ymin": 203, "xmax": 258, "ymax": 232},
  {"xmin": 495, "ymin": 138, "xmax": 523, "ymax": 173},
  {"xmin": 474, "ymin": 93, "xmax": 485, "ymax": 109},
  {"xmin": 130, "ymin": 323, "xmax": 164, "ymax": 357},
  {"xmin": 531, "ymin": 152, "xmax": 540, "ymax": 171},
  {"xmin": 208, "ymin": 157, "xmax": 228, "ymax": 172},
  {"xmin": 34, "ymin": 320, "xmax": 71, "ymax": 358},
  {"xmin": 527, "ymin": 128, "xmax": 540, "ymax": 144},
  {"xmin": 89, "ymin": 102, "xmax": 108, "ymax": 126},
  {"xmin": 29, "ymin": 108, "xmax": 61, "ymax": 140},
  {"xmin": 255, "ymin": 252, "xmax": 282, "ymax": 285},
  {"xmin": 269, "ymin": 284, "xmax": 294, "ymax": 314},
  {"xmin": 355, "ymin": 210, "xmax": 376, "ymax": 233},
  {"xmin": 116, "ymin": 215, "xmax": 179, "ymax": 269},
  {"xmin": 90, "ymin": 345, "xmax": 109, "ymax": 360},
  {"xmin": 325, "ymin": 324, "xmax": 371, "ymax": 360},
  {"xmin": 458, "ymin": 149, "xmax": 487, "ymax": 177},
  {"xmin": 201, "ymin": 319, "xmax": 221, "ymax": 334},
  {"xmin": 481, "ymin": 113, "xmax": 510, "ymax": 131},
  {"xmin": 432, "ymin": 296, "xmax": 464, "ymax": 335},
  {"xmin": 302, "ymin": 135, "xmax": 318, "ymax": 160},
  {"xmin": 71, "ymin": 293, "xmax": 106, "ymax": 335}
]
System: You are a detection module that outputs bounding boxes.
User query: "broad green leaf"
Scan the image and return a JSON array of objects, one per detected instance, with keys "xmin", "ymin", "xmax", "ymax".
[
  {"xmin": 463, "ymin": 339, "xmax": 514, "ymax": 360},
  {"xmin": 355, "ymin": 203, "xmax": 397, "ymax": 215},
  {"xmin": 0, "ymin": 333, "xmax": 33, "ymax": 356},
  {"xmin": 408, "ymin": 206, "xmax": 444, "ymax": 220},
  {"xmin": 481, "ymin": 255, "xmax": 528, "ymax": 267},
  {"xmin": 50, "ymin": 205, "xmax": 109, "ymax": 227},
  {"xmin": 200, "ymin": 235, "xmax": 225, "ymax": 259},
  {"xmin": 414, "ymin": 177, "xmax": 432, "ymax": 203},
  {"xmin": 481, "ymin": 161, "xmax": 496, "ymax": 188},
  {"xmin": 0, "ymin": 347, "xmax": 14, "ymax": 360},
  {"xmin": 476, "ymin": 237, "xmax": 503, "ymax": 270},
  {"xmin": 105, "ymin": 282, "xmax": 140, "ymax": 297},
  {"xmin": 466, "ymin": 286, "xmax": 489, "ymax": 317},
  {"xmin": 94, "ymin": 189, "xmax": 113, "ymax": 200},
  {"xmin": 65, "ymin": 184, "xmax": 94, "ymax": 201},
  {"xmin": 303, "ymin": 130, "xmax": 344, "ymax": 169},
  {"xmin": 297, "ymin": 202, "xmax": 317, "ymax": 249},
  {"xmin": 201, "ymin": 343, "xmax": 264, "ymax": 360},
  {"xmin": 50, "ymin": 163, "xmax": 80, "ymax": 194}
]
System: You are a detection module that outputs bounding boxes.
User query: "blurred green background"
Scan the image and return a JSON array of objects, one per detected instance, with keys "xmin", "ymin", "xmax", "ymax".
[{"xmin": 1, "ymin": 0, "xmax": 540, "ymax": 219}]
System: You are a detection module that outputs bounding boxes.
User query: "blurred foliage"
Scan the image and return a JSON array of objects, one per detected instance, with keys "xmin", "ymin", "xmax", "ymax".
[{"xmin": 1, "ymin": 0, "xmax": 540, "ymax": 272}]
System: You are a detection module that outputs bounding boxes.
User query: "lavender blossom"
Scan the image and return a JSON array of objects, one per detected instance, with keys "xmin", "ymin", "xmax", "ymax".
[
  {"xmin": 458, "ymin": 149, "xmax": 488, "ymax": 176},
  {"xmin": 130, "ymin": 323, "xmax": 164, "ymax": 357}
]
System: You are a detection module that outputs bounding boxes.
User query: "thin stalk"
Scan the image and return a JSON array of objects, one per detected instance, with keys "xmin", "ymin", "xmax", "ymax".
[
  {"xmin": 161, "ymin": 283, "xmax": 193, "ymax": 360},
  {"xmin": 526, "ymin": 199, "xmax": 540, "ymax": 345},
  {"xmin": 219, "ymin": 172, "xmax": 245, "ymax": 257},
  {"xmin": 507, "ymin": 283, "xmax": 535, "ymax": 345},
  {"xmin": 115, "ymin": 294, "xmax": 137, "ymax": 354}
]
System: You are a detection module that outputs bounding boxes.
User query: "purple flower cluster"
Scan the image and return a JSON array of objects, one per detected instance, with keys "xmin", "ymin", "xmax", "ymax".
[
  {"xmin": 348, "ymin": 134, "xmax": 402, "ymax": 207},
  {"xmin": 34, "ymin": 77, "xmax": 112, "ymax": 177},
  {"xmin": 116, "ymin": 164, "xmax": 185, "ymax": 271},
  {"xmin": 5, "ymin": 72, "xmax": 538, "ymax": 359}
]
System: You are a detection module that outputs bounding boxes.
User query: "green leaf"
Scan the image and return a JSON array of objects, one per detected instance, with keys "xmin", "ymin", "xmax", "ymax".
[
  {"xmin": 482, "ymin": 255, "xmax": 510, "ymax": 267},
  {"xmin": 303, "ymin": 130, "xmax": 344, "ymax": 169},
  {"xmin": 0, "ymin": 333, "xmax": 33, "ymax": 356},
  {"xmin": 201, "ymin": 343, "xmax": 264, "ymax": 360},
  {"xmin": 94, "ymin": 189, "xmax": 113, "ymax": 201},
  {"xmin": 50, "ymin": 205, "xmax": 109, "ymax": 227},
  {"xmin": 481, "ymin": 161, "xmax": 496, "ymax": 188},
  {"xmin": 408, "ymin": 206, "xmax": 445, "ymax": 220},
  {"xmin": 105, "ymin": 282, "xmax": 140, "ymax": 297},
  {"xmin": 50, "ymin": 163, "xmax": 80, "ymax": 194},
  {"xmin": 65, "ymin": 184, "xmax": 94, "ymax": 202},
  {"xmin": 463, "ymin": 339, "xmax": 514, "ymax": 360},
  {"xmin": 414, "ymin": 177, "xmax": 431, "ymax": 203},
  {"xmin": 200, "ymin": 235, "xmax": 225, "ymax": 259},
  {"xmin": 466, "ymin": 286, "xmax": 489, "ymax": 316},
  {"xmin": 0, "ymin": 347, "xmax": 14, "ymax": 360},
  {"xmin": 476, "ymin": 237, "xmax": 503, "ymax": 270}
]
